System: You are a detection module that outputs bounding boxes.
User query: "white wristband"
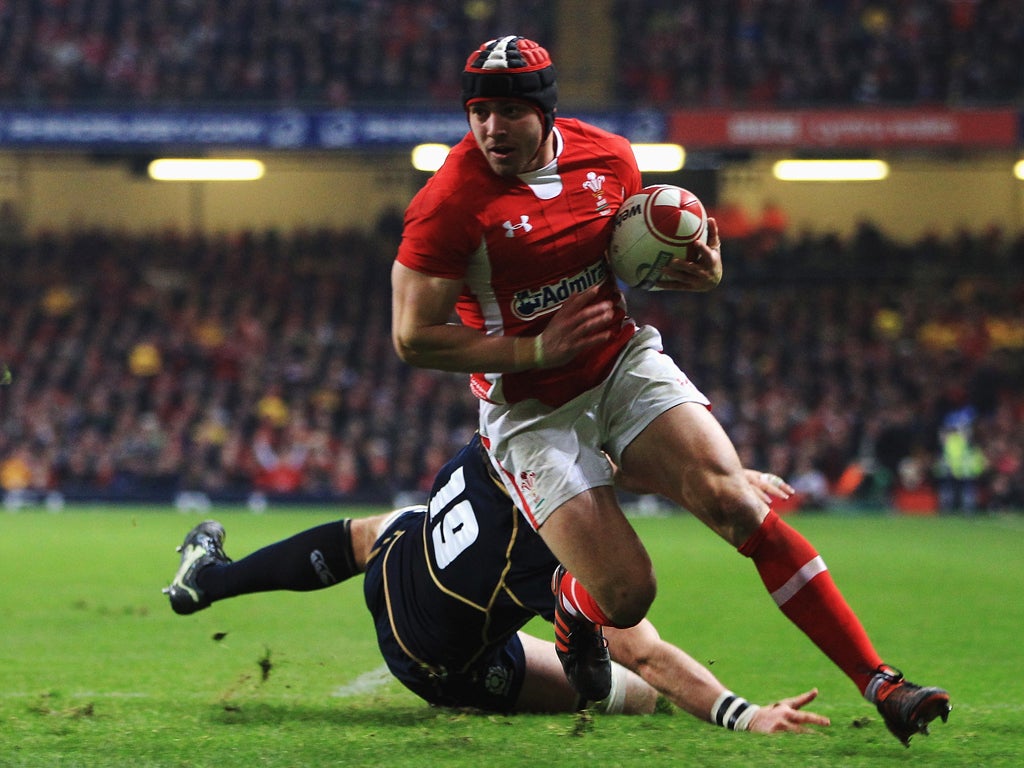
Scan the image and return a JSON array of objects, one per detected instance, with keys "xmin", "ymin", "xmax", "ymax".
[
  {"xmin": 533, "ymin": 334, "xmax": 545, "ymax": 367},
  {"xmin": 734, "ymin": 702, "xmax": 761, "ymax": 731},
  {"xmin": 711, "ymin": 690, "xmax": 762, "ymax": 731}
]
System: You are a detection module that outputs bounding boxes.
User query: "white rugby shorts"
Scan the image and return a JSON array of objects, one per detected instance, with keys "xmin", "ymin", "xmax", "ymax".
[{"xmin": 480, "ymin": 325, "xmax": 710, "ymax": 529}]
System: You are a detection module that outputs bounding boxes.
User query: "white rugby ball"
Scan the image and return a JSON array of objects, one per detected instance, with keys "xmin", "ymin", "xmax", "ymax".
[{"xmin": 608, "ymin": 184, "xmax": 708, "ymax": 290}]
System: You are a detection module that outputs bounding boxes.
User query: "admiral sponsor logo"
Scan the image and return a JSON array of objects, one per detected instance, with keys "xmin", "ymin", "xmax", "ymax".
[{"xmin": 511, "ymin": 261, "xmax": 607, "ymax": 320}]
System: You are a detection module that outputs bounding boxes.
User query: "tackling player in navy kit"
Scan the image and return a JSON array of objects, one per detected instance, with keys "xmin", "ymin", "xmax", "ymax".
[{"xmin": 165, "ymin": 435, "xmax": 830, "ymax": 732}]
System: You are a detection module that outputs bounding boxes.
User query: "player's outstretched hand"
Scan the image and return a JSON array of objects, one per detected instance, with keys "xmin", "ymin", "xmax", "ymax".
[
  {"xmin": 655, "ymin": 217, "xmax": 723, "ymax": 292},
  {"xmin": 749, "ymin": 688, "xmax": 831, "ymax": 734},
  {"xmin": 745, "ymin": 468, "xmax": 795, "ymax": 503},
  {"xmin": 537, "ymin": 285, "xmax": 616, "ymax": 368}
]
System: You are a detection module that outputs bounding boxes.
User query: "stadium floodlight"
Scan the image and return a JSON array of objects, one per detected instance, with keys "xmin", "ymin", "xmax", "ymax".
[
  {"xmin": 148, "ymin": 158, "xmax": 266, "ymax": 181},
  {"xmin": 411, "ymin": 144, "xmax": 451, "ymax": 172},
  {"xmin": 1015, "ymin": 160, "xmax": 1024, "ymax": 180},
  {"xmin": 411, "ymin": 143, "xmax": 685, "ymax": 174},
  {"xmin": 772, "ymin": 159, "xmax": 889, "ymax": 182},
  {"xmin": 631, "ymin": 144, "xmax": 685, "ymax": 173}
]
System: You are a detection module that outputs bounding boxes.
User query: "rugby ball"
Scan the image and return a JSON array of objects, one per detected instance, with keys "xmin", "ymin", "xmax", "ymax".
[{"xmin": 608, "ymin": 185, "xmax": 708, "ymax": 290}]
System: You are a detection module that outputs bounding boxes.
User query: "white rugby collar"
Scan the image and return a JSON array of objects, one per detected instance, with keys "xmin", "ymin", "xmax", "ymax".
[{"xmin": 518, "ymin": 126, "xmax": 563, "ymax": 200}]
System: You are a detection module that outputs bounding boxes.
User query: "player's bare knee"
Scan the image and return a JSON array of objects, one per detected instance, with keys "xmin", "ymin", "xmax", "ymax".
[
  {"xmin": 604, "ymin": 575, "xmax": 656, "ymax": 628},
  {"xmin": 692, "ymin": 475, "xmax": 767, "ymax": 547},
  {"xmin": 719, "ymin": 500, "xmax": 766, "ymax": 548},
  {"xmin": 729, "ymin": 506, "xmax": 767, "ymax": 546}
]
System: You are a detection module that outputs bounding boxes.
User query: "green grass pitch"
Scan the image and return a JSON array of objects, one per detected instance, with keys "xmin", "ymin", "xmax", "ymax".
[{"xmin": 1, "ymin": 507, "xmax": 1022, "ymax": 767}]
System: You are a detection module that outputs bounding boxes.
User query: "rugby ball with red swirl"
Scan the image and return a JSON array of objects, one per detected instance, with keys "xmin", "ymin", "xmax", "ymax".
[{"xmin": 608, "ymin": 185, "xmax": 708, "ymax": 290}]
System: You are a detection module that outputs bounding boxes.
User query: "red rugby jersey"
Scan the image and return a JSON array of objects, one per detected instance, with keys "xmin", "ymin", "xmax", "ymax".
[{"xmin": 396, "ymin": 118, "xmax": 643, "ymax": 407}]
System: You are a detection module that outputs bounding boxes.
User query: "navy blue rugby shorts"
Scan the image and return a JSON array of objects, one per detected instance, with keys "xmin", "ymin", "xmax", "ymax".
[{"xmin": 362, "ymin": 508, "xmax": 527, "ymax": 712}]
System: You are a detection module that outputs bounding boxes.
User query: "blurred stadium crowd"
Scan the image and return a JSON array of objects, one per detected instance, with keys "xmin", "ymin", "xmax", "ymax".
[
  {"xmin": 0, "ymin": 0, "xmax": 555, "ymax": 107},
  {"xmin": 0, "ymin": 0, "xmax": 1022, "ymax": 514},
  {"xmin": 1, "ymin": 216, "xmax": 1021, "ymax": 513},
  {"xmin": 0, "ymin": 0, "xmax": 1020, "ymax": 107},
  {"xmin": 613, "ymin": 0, "xmax": 1024, "ymax": 106}
]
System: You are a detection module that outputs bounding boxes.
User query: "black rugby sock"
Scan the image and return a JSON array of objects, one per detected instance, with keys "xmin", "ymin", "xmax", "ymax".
[{"xmin": 198, "ymin": 519, "xmax": 358, "ymax": 601}]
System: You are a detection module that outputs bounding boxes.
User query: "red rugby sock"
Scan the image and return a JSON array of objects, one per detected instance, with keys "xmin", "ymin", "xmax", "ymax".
[
  {"xmin": 555, "ymin": 568, "xmax": 614, "ymax": 627},
  {"xmin": 739, "ymin": 511, "xmax": 883, "ymax": 694}
]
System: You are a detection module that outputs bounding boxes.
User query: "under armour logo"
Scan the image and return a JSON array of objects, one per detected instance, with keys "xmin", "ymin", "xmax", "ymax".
[{"xmin": 503, "ymin": 215, "xmax": 533, "ymax": 237}]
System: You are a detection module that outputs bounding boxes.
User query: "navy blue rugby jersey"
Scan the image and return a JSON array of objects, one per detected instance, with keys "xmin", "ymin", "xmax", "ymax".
[{"xmin": 364, "ymin": 434, "xmax": 558, "ymax": 674}]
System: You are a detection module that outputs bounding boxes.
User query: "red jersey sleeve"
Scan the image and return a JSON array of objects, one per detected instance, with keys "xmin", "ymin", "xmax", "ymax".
[{"xmin": 396, "ymin": 137, "xmax": 490, "ymax": 280}]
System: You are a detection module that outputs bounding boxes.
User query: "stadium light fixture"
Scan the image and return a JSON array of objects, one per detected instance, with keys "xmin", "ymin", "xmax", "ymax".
[
  {"xmin": 1014, "ymin": 160, "xmax": 1024, "ymax": 180},
  {"xmin": 772, "ymin": 159, "xmax": 889, "ymax": 182},
  {"xmin": 632, "ymin": 144, "xmax": 685, "ymax": 173},
  {"xmin": 148, "ymin": 158, "xmax": 266, "ymax": 182},
  {"xmin": 411, "ymin": 143, "xmax": 685, "ymax": 174},
  {"xmin": 412, "ymin": 144, "xmax": 451, "ymax": 172}
]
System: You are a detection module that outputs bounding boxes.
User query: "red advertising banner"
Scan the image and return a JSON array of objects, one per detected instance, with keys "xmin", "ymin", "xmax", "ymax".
[{"xmin": 669, "ymin": 108, "xmax": 1019, "ymax": 149}]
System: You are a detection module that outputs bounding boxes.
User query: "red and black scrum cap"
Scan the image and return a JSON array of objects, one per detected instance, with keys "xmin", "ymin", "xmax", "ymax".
[{"xmin": 462, "ymin": 36, "xmax": 558, "ymax": 135}]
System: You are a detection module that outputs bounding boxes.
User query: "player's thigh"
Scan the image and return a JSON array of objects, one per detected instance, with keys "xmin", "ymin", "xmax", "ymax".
[
  {"xmin": 538, "ymin": 484, "xmax": 654, "ymax": 626},
  {"xmin": 620, "ymin": 402, "xmax": 766, "ymax": 543},
  {"xmin": 621, "ymin": 402, "xmax": 742, "ymax": 487}
]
